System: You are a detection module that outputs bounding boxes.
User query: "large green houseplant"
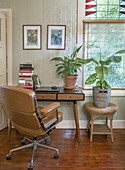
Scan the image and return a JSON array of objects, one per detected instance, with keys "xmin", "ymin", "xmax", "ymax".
[
  {"xmin": 83, "ymin": 49, "xmax": 125, "ymax": 107},
  {"xmin": 50, "ymin": 45, "xmax": 84, "ymax": 89}
]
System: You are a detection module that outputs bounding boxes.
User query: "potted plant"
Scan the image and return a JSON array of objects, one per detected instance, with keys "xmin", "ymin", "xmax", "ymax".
[
  {"xmin": 83, "ymin": 49, "xmax": 125, "ymax": 107},
  {"xmin": 50, "ymin": 45, "xmax": 84, "ymax": 89}
]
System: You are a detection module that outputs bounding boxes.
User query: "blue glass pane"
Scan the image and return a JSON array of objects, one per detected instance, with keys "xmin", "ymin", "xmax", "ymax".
[
  {"xmin": 108, "ymin": 5, "xmax": 119, "ymax": 11},
  {"xmin": 97, "ymin": 0, "xmax": 108, "ymax": 3},
  {"xmin": 97, "ymin": 12, "xmax": 108, "ymax": 18},
  {"xmin": 108, "ymin": 0, "xmax": 119, "ymax": 4},
  {"xmin": 97, "ymin": 5, "xmax": 108, "ymax": 11}
]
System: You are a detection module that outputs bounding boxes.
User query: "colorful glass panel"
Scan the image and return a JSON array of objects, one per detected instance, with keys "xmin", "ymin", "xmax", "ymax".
[{"xmin": 85, "ymin": 0, "xmax": 125, "ymax": 19}]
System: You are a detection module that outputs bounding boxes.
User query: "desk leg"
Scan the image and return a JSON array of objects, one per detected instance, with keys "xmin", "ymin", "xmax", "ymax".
[
  {"xmin": 110, "ymin": 118, "xmax": 114, "ymax": 142},
  {"xmin": 7, "ymin": 119, "xmax": 12, "ymax": 142},
  {"xmin": 73, "ymin": 101, "xmax": 80, "ymax": 143},
  {"xmin": 90, "ymin": 120, "xmax": 94, "ymax": 142}
]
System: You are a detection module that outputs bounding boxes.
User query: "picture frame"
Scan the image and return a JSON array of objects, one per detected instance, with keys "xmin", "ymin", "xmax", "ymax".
[
  {"xmin": 47, "ymin": 25, "xmax": 66, "ymax": 50},
  {"xmin": 23, "ymin": 25, "xmax": 42, "ymax": 50}
]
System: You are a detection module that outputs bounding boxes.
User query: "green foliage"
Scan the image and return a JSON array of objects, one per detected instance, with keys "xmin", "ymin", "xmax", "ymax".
[
  {"xmin": 83, "ymin": 49, "xmax": 125, "ymax": 89},
  {"xmin": 50, "ymin": 45, "xmax": 84, "ymax": 77}
]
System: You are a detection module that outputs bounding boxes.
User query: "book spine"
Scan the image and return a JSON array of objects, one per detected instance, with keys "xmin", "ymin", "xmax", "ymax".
[
  {"xmin": 19, "ymin": 70, "xmax": 33, "ymax": 73},
  {"xmin": 18, "ymin": 79, "xmax": 25, "ymax": 86},
  {"xmin": 19, "ymin": 72, "xmax": 33, "ymax": 76},
  {"xmin": 20, "ymin": 63, "xmax": 33, "ymax": 67},
  {"xmin": 19, "ymin": 76, "xmax": 32, "ymax": 80},
  {"xmin": 19, "ymin": 85, "xmax": 33, "ymax": 89},
  {"xmin": 20, "ymin": 67, "xmax": 34, "ymax": 70}
]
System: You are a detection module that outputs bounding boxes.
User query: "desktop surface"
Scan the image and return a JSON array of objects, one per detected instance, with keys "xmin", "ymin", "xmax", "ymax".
[
  {"xmin": 35, "ymin": 86, "xmax": 60, "ymax": 93},
  {"xmin": 35, "ymin": 86, "xmax": 83, "ymax": 94}
]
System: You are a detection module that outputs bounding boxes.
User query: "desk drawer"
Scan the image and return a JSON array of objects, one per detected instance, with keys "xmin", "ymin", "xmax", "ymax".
[
  {"xmin": 58, "ymin": 94, "xmax": 84, "ymax": 100},
  {"xmin": 36, "ymin": 94, "xmax": 56, "ymax": 100}
]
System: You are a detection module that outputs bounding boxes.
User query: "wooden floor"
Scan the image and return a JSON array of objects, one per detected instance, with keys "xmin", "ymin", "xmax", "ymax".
[{"xmin": 0, "ymin": 128, "xmax": 125, "ymax": 170}]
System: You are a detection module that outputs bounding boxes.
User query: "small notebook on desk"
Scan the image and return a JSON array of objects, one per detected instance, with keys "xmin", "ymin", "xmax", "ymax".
[{"xmin": 35, "ymin": 86, "xmax": 60, "ymax": 93}]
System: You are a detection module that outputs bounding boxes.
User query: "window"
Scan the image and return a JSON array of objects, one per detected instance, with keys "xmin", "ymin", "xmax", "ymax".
[
  {"xmin": 83, "ymin": 0, "xmax": 125, "ymax": 90},
  {"xmin": 83, "ymin": 20, "xmax": 125, "ymax": 89}
]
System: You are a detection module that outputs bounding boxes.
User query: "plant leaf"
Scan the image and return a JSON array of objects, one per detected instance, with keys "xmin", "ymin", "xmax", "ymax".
[
  {"xmin": 56, "ymin": 66, "xmax": 64, "ymax": 73},
  {"xmin": 100, "ymin": 58, "xmax": 112, "ymax": 65},
  {"xmin": 96, "ymin": 80, "xmax": 101, "ymax": 87},
  {"xmin": 102, "ymin": 80, "xmax": 111, "ymax": 88},
  {"xmin": 112, "ymin": 56, "xmax": 122, "ymax": 63},
  {"xmin": 82, "ymin": 58, "xmax": 98, "ymax": 65},
  {"xmin": 50, "ymin": 57, "xmax": 64, "ymax": 62},
  {"xmin": 71, "ymin": 45, "xmax": 82, "ymax": 59},
  {"xmin": 95, "ymin": 66, "xmax": 104, "ymax": 81},
  {"xmin": 115, "ymin": 49, "xmax": 125, "ymax": 54},
  {"xmin": 104, "ymin": 66, "xmax": 109, "ymax": 75},
  {"xmin": 85, "ymin": 73, "xmax": 98, "ymax": 85}
]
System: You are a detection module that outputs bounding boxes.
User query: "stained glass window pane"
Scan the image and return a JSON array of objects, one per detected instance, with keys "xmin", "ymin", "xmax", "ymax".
[{"xmin": 85, "ymin": 0, "xmax": 125, "ymax": 20}]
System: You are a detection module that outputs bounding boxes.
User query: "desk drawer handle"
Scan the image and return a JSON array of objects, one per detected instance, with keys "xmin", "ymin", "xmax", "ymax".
[
  {"xmin": 69, "ymin": 96, "xmax": 72, "ymax": 98},
  {"xmin": 42, "ymin": 96, "xmax": 44, "ymax": 98}
]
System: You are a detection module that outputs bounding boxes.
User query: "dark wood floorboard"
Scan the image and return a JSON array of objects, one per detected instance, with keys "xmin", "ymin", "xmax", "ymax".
[{"xmin": 0, "ymin": 128, "xmax": 125, "ymax": 170}]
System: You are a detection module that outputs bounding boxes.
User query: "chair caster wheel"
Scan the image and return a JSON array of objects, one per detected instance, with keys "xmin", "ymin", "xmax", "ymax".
[
  {"xmin": 53, "ymin": 153, "xmax": 59, "ymax": 159},
  {"xmin": 45, "ymin": 138, "xmax": 50, "ymax": 145},
  {"xmin": 6, "ymin": 154, "xmax": 11, "ymax": 160},
  {"xmin": 28, "ymin": 164, "xmax": 33, "ymax": 170},
  {"xmin": 28, "ymin": 167, "xmax": 33, "ymax": 170}
]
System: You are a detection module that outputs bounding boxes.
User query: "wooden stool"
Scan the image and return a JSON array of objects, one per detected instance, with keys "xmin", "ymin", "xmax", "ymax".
[{"xmin": 84, "ymin": 102, "xmax": 118, "ymax": 142}]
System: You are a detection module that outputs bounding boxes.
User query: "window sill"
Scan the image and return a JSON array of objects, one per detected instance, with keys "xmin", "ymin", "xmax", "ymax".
[{"xmin": 83, "ymin": 89, "xmax": 125, "ymax": 97}]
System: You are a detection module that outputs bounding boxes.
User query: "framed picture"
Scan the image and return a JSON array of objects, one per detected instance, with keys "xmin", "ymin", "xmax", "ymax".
[
  {"xmin": 23, "ymin": 25, "xmax": 42, "ymax": 50},
  {"xmin": 47, "ymin": 25, "xmax": 66, "ymax": 50}
]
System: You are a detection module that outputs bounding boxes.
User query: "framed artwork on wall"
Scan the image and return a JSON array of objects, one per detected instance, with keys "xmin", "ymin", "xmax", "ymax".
[
  {"xmin": 23, "ymin": 25, "xmax": 42, "ymax": 50},
  {"xmin": 47, "ymin": 25, "xmax": 66, "ymax": 50}
]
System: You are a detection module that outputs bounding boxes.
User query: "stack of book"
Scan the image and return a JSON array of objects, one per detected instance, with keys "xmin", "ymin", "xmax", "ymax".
[{"xmin": 18, "ymin": 63, "xmax": 34, "ymax": 89}]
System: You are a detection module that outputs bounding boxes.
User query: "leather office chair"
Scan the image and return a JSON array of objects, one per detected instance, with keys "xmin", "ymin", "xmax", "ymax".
[{"xmin": 0, "ymin": 85, "xmax": 63, "ymax": 170}]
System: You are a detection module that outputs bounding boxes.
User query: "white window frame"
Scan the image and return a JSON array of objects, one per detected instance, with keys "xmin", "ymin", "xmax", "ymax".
[{"xmin": 77, "ymin": 0, "xmax": 125, "ymax": 97}]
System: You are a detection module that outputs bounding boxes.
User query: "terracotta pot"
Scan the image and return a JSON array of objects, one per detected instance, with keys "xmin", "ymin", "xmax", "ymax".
[{"xmin": 64, "ymin": 75, "xmax": 78, "ymax": 90}]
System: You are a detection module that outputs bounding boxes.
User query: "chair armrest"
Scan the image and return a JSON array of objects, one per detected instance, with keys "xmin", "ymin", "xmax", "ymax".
[{"xmin": 39, "ymin": 102, "xmax": 60, "ymax": 117}]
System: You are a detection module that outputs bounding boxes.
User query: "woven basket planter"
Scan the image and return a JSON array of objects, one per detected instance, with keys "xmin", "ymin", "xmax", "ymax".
[{"xmin": 93, "ymin": 86, "xmax": 111, "ymax": 108}]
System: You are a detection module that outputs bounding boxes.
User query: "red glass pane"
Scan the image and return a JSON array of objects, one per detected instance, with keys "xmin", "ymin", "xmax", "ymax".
[
  {"xmin": 85, "ymin": 11, "xmax": 96, "ymax": 16},
  {"xmin": 120, "ymin": 11, "xmax": 125, "ymax": 14},
  {"xmin": 120, "ymin": 5, "xmax": 125, "ymax": 8},
  {"xmin": 86, "ymin": 0, "xmax": 93, "ymax": 3},
  {"xmin": 86, "ymin": 5, "xmax": 96, "ymax": 10}
]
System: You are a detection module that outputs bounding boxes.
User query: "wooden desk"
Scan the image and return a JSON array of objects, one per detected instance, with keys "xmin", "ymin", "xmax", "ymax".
[{"xmin": 36, "ymin": 87, "xmax": 85, "ymax": 142}]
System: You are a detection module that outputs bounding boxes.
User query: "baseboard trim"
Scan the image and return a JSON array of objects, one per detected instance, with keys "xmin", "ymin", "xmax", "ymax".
[{"xmin": 56, "ymin": 120, "xmax": 125, "ymax": 129}]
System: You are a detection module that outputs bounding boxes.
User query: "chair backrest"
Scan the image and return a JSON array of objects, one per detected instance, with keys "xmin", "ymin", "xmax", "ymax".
[{"xmin": 0, "ymin": 86, "xmax": 43, "ymax": 136}]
